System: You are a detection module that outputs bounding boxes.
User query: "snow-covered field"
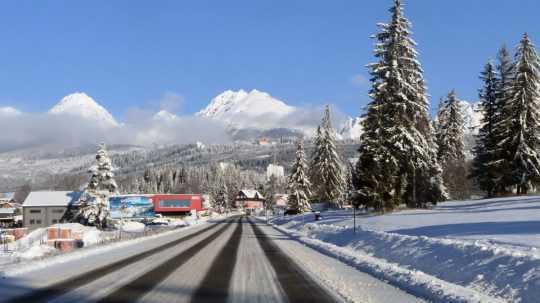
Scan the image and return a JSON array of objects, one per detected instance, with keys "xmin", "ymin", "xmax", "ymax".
[{"xmin": 268, "ymin": 196, "xmax": 540, "ymax": 303}]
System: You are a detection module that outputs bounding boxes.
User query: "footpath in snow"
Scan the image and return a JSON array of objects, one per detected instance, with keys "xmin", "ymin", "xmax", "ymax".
[{"xmin": 267, "ymin": 196, "xmax": 540, "ymax": 303}]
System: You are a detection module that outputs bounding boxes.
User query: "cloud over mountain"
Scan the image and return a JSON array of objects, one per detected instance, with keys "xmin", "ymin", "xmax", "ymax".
[{"xmin": 0, "ymin": 92, "xmax": 231, "ymax": 152}]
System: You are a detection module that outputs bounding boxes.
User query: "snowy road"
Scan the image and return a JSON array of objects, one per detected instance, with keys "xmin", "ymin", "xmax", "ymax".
[{"xmin": 0, "ymin": 216, "xmax": 423, "ymax": 303}]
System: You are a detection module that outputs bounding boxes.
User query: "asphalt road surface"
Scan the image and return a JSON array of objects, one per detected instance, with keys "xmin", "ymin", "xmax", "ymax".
[{"xmin": 1, "ymin": 216, "xmax": 423, "ymax": 303}]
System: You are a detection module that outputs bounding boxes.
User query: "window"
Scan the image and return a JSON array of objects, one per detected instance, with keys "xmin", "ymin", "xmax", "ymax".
[
  {"xmin": 52, "ymin": 209, "xmax": 65, "ymax": 214},
  {"xmin": 52, "ymin": 219, "xmax": 58, "ymax": 224},
  {"xmin": 29, "ymin": 219, "xmax": 35, "ymax": 224},
  {"xmin": 29, "ymin": 209, "xmax": 41, "ymax": 214},
  {"xmin": 159, "ymin": 200, "xmax": 191, "ymax": 208},
  {"xmin": 36, "ymin": 220, "xmax": 42, "ymax": 224}
]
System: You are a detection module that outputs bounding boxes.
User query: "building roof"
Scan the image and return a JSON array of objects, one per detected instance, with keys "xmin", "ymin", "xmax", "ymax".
[
  {"xmin": 0, "ymin": 208, "xmax": 15, "ymax": 214},
  {"xmin": 23, "ymin": 191, "xmax": 82, "ymax": 207},
  {"xmin": 238, "ymin": 190, "xmax": 264, "ymax": 200},
  {"xmin": 0, "ymin": 201, "xmax": 21, "ymax": 208},
  {"xmin": 0, "ymin": 192, "xmax": 15, "ymax": 201}
]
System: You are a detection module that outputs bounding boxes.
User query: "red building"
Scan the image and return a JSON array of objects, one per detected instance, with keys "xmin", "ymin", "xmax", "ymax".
[{"xmin": 151, "ymin": 194, "xmax": 205, "ymax": 215}]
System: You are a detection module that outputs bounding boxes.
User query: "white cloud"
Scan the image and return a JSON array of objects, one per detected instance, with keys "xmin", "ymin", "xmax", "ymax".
[
  {"xmin": 0, "ymin": 106, "xmax": 21, "ymax": 116},
  {"xmin": 0, "ymin": 92, "xmax": 349, "ymax": 152},
  {"xmin": 0, "ymin": 108, "xmax": 231, "ymax": 152}
]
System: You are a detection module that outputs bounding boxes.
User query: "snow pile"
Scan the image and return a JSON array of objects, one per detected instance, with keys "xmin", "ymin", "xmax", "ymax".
[
  {"xmin": 16, "ymin": 244, "xmax": 57, "ymax": 260},
  {"xmin": 270, "ymin": 197, "xmax": 540, "ymax": 302},
  {"xmin": 168, "ymin": 219, "xmax": 188, "ymax": 227},
  {"xmin": 1, "ymin": 223, "xmax": 108, "ymax": 265},
  {"xmin": 116, "ymin": 221, "xmax": 145, "ymax": 233},
  {"xmin": 0, "ymin": 218, "xmax": 214, "ymax": 277}
]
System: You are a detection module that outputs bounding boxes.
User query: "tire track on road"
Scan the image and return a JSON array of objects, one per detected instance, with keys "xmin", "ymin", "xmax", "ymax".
[
  {"xmin": 97, "ymin": 217, "xmax": 240, "ymax": 303},
  {"xmin": 8, "ymin": 219, "xmax": 229, "ymax": 303},
  {"xmin": 190, "ymin": 216, "xmax": 243, "ymax": 303},
  {"xmin": 248, "ymin": 218, "xmax": 339, "ymax": 303}
]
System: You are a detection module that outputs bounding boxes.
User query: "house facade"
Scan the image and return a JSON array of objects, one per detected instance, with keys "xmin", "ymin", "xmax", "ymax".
[
  {"xmin": 235, "ymin": 190, "xmax": 265, "ymax": 213},
  {"xmin": 23, "ymin": 191, "xmax": 81, "ymax": 230}
]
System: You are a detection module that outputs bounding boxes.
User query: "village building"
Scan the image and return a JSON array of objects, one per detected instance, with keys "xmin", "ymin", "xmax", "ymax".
[
  {"xmin": 0, "ymin": 200, "xmax": 22, "ymax": 227},
  {"xmin": 235, "ymin": 190, "xmax": 265, "ymax": 214},
  {"xmin": 22, "ymin": 191, "xmax": 81, "ymax": 230}
]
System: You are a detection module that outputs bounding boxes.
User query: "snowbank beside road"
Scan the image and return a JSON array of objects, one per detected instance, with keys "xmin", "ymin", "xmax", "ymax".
[
  {"xmin": 0, "ymin": 214, "xmax": 218, "ymax": 272},
  {"xmin": 269, "ymin": 197, "xmax": 540, "ymax": 303},
  {"xmin": 0, "ymin": 216, "xmax": 219, "ymax": 277}
]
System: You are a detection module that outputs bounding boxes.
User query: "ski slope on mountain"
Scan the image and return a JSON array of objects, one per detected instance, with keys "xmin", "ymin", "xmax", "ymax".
[{"xmin": 269, "ymin": 197, "xmax": 540, "ymax": 303}]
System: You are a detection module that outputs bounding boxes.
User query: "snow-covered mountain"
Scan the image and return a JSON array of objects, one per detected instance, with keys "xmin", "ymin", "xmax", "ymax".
[
  {"xmin": 49, "ymin": 92, "xmax": 119, "ymax": 127},
  {"xmin": 338, "ymin": 100, "xmax": 483, "ymax": 142},
  {"xmin": 458, "ymin": 100, "xmax": 482, "ymax": 135},
  {"xmin": 339, "ymin": 117, "xmax": 364, "ymax": 140},
  {"xmin": 197, "ymin": 89, "xmax": 295, "ymax": 129}
]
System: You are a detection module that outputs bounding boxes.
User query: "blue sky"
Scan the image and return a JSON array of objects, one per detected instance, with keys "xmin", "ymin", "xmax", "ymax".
[{"xmin": 0, "ymin": 0, "xmax": 539, "ymax": 119}]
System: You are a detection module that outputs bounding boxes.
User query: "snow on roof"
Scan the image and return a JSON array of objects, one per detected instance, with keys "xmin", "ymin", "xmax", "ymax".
[
  {"xmin": 239, "ymin": 190, "xmax": 264, "ymax": 199},
  {"xmin": 23, "ymin": 191, "xmax": 82, "ymax": 207},
  {"xmin": 0, "ymin": 208, "xmax": 15, "ymax": 214},
  {"xmin": 0, "ymin": 192, "xmax": 15, "ymax": 200}
]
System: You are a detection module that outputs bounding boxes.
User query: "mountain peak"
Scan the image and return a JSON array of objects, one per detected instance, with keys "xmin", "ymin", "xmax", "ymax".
[
  {"xmin": 49, "ymin": 92, "xmax": 119, "ymax": 127},
  {"xmin": 196, "ymin": 89, "xmax": 295, "ymax": 129}
]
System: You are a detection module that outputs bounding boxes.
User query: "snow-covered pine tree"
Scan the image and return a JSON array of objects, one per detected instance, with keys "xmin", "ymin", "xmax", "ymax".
[
  {"xmin": 309, "ymin": 125, "xmax": 323, "ymax": 197},
  {"xmin": 436, "ymin": 90, "xmax": 467, "ymax": 199},
  {"xmin": 211, "ymin": 177, "xmax": 228, "ymax": 213},
  {"xmin": 287, "ymin": 140, "xmax": 312, "ymax": 212},
  {"xmin": 75, "ymin": 143, "xmax": 118, "ymax": 228},
  {"xmin": 471, "ymin": 61, "xmax": 500, "ymax": 197},
  {"xmin": 310, "ymin": 105, "xmax": 345, "ymax": 207},
  {"xmin": 356, "ymin": 0, "xmax": 445, "ymax": 209},
  {"xmin": 498, "ymin": 34, "xmax": 540, "ymax": 194},
  {"xmin": 492, "ymin": 45, "xmax": 516, "ymax": 194}
]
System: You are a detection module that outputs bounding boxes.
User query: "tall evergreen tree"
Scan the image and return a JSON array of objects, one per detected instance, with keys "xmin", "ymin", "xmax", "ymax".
[
  {"xmin": 492, "ymin": 45, "xmax": 516, "ymax": 194},
  {"xmin": 310, "ymin": 105, "xmax": 345, "ymax": 206},
  {"xmin": 211, "ymin": 177, "xmax": 228, "ymax": 213},
  {"xmin": 499, "ymin": 34, "xmax": 540, "ymax": 194},
  {"xmin": 73, "ymin": 143, "xmax": 118, "ymax": 228},
  {"xmin": 287, "ymin": 140, "xmax": 312, "ymax": 212},
  {"xmin": 436, "ymin": 91, "xmax": 467, "ymax": 199},
  {"xmin": 471, "ymin": 61, "xmax": 500, "ymax": 196},
  {"xmin": 356, "ymin": 0, "xmax": 445, "ymax": 209}
]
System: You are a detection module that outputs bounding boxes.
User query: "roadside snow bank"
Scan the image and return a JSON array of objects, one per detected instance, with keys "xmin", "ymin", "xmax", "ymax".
[
  {"xmin": 0, "ymin": 217, "xmax": 215, "ymax": 277},
  {"xmin": 270, "ymin": 216, "xmax": 537, "ymax": 303},
  {"xmin": 115, "ymin": 221, "xmax": 145, "ymax": 233}
]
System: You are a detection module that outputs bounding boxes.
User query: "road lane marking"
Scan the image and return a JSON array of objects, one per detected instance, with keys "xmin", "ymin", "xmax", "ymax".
[
  {"xmin": 96, "ymin": 218, "xmax": 239, "ymax": 303},
  {"xmin": 190, "ymin": 217, "xmax": 243, "ymax": 303},
  {"xmin": 248, "ymin": 218, "xmax": 340, "ymax": 303}
]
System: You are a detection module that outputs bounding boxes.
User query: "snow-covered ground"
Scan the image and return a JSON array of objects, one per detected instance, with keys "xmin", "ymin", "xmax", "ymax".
[{"xmin": 267, "ymin": 196, "xmax": 540, "ymax": 303}]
